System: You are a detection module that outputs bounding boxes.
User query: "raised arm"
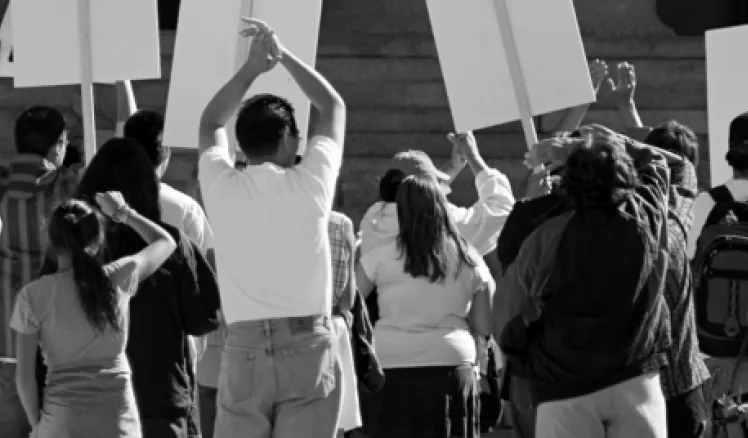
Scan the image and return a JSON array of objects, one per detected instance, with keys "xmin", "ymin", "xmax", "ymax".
[
  {"xmin": 198, "ymin": 23, "xmax": 279, "ymax": 156},
  {"xmin": 96, "ymin": 191, "xmax": 176, "ymax": 279},
  {"xmin": 115, "ymin": 80, "xmax": 138, "ymax": 137},
  {"xmin": 275, "ymin": 30, "xmax": 346, "ymax": 146}
]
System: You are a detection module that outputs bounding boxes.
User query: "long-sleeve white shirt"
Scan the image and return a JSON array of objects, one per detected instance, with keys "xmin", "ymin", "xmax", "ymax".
[{"xmin": 360, "ymin": 168, "xmax": 515, "ymax": 256}]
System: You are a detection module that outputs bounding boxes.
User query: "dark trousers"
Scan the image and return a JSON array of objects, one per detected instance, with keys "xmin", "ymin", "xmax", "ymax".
[
  {"xmin": 666, "ymin": 385, "xmax": 708, "ymax": 438},
  {"xmin": 198, "ymin": 385, "xmax": 218, "ymax": 438},
  {"xmin": 508, "ymin": 375, "xmax": 536, "ymax": 438}
]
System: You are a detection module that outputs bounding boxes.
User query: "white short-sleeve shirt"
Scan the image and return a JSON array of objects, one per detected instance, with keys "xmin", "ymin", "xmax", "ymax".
[
  {"xmin": 198, "ymin": 136, "xmax": 342, "ymax": 323},
  {"xmin": 360, "ymin": 241, "xmax": 494, "ymax": 368}
]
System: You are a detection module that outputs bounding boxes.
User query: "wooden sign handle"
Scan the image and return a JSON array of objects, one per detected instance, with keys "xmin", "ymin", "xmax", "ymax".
[
  {"xmin": 77, "ymin": 0, "xmax": 97, "ymax": 164},
  {"xmin": 492, "ymin": 0, "xmax": 538, "ymax": 149}
]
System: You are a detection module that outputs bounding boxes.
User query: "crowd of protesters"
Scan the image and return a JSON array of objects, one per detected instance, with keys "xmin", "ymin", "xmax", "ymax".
[{"xmin": 1, "ymin": 17, "xmax": 745, "ymax": 438}]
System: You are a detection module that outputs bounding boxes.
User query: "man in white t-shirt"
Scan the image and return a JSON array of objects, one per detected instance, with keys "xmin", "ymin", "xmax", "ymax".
[
  {"xmin": 687, "ymin": 112, "xmax": 748, "ymax": 258},
  {"xmin": 197, "ymin": 20, "xmax": 346, "ymax": 438}
]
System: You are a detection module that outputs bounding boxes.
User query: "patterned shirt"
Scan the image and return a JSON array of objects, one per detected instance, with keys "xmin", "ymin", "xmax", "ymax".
[
  {"xmin": 0, "ymin": 154, "xmax": 81, "ymax": 357},
  {"xmin": 661, "ymin": 159, "xmax": 710, "ymax": 399},
  {"xmin": 329, "ymin": 210, "xmax": 355, "ymax": 307}
]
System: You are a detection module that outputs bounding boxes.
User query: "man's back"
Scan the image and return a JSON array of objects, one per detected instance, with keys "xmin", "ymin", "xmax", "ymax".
[
  {"xmin": 0, "ymin": 156, "xmax": 79, "ymax": 357},
  {"xmin": 199, "ymin": 136, "xmax": 339, "ymax": 323}
]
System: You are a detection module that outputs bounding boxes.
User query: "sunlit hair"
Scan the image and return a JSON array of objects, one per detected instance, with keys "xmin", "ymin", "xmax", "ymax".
[
  {"xmin": 47, "ymin": 199, "xmax": 120, "ymax": 332},
  {"xmin": 395, "ymin": 174, "xmax": 477, "ymax": 282},
  {"xmin": 560, "ymin": 133, "xmax": 640, "ymax": 208}
]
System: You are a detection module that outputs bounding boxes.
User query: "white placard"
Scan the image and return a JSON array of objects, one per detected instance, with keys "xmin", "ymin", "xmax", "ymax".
[
  {"xmin": 706, "ymin": 25, "xmax": 748, "ymax": 187},
  {"xmin": 0, "ymin": 0, "xmax": 12, "ymax": 78},
  {"xmin": 426, "ymin": 0, "xmax": 595, "ymax": 133},
  {"xmin": 11, "ymin": 0, "xmax": 161, "ymax": 87},
  {"xmin": 164, "ymin": 0, "xmax": 322, "ymax": 149}
]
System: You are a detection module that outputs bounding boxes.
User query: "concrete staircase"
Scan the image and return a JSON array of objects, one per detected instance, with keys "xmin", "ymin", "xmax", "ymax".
[{"xmin": 0, "ymin": 0, "xmax": 710, "ymax": 226}]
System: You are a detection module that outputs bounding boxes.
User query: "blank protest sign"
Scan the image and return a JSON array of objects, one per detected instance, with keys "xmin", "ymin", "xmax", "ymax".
[
  {"xmin": 706, "ymin": 25, "xmax": 748, "ymax": 186},
  {"xmin": 0, "ymin": 0, "xmax": 11, "ymax": 77},
  {"xmin": 11, "ymin": 0, "xmax": 161, "ymax": 87},
  {"xmin": 426, "ymin": 0, "xmax": 594, "ymax": 133},
  {"xmin": 164, "ymin": 0, "xmax": 322, "ymax": 149}
]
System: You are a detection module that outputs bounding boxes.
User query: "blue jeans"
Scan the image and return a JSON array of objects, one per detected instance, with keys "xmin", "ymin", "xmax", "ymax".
[{"xmin": 214, "ymin": 315, "xmax": 342, "ymax": 438}]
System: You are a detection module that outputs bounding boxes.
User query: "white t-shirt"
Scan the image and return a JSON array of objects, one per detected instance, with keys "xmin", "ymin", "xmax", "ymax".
[
  {"xmin": 198, "ymin": 136, "xmax": 342, "ymax": 323},
  {"xmin": 159, "ymin": 182, "xmax": 214, "ymax": 255},
  {"xmin": 360, "ymin": 241, "xmax": 494, "ymax": 368},
  {"xmin": 687, "ymin": 178, "xmax": 748, "ymax": 258}
]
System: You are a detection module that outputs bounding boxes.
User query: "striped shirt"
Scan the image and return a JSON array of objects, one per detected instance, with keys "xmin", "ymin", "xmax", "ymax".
[
  {"xmin": 0, "ymin": 154, "xmax": 81, "ymax": 357},
  {"xmin": 329, "ymin": 210, "xmax": 355, "ymax": 307},
  {"xmin": 661, "ymin": 159, "xmax": 710, "ymax": 399}
]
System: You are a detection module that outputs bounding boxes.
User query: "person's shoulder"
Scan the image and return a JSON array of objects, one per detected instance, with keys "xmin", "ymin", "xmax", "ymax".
[
  {"xmin": 329, "ymin": 210, "xmax": 353, "ymax": 229},
  {"xmin": 160, "ymin": 183, "xmax": 203, "ymax": 212}
]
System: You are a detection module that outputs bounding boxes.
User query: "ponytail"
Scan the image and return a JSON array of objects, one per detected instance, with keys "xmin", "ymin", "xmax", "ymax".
[
  {"xmin": 48, "ymin": 199, "xmax": 121, "ymax": 333},
  {"xmin": 70, "ymin": 245, "xmax": 121, "ymax": 333}
]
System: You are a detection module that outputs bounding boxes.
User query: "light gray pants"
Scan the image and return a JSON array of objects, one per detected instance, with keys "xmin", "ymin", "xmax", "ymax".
[
  {"xmin": 536, "ymin": 372, "xmax": 667, "ymax": 438},
  {"xmin": 214, "ymin": 316, "xmax": 342, "ymax": 438}
]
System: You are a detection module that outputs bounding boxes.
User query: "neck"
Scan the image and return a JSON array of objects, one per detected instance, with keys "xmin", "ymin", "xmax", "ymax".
[
  {"xmin": 57, "ymin": 253, "xmax": 73, "ymax": 271},
  {"xmin": 247, "ymin": 155, "xmax": 289, "ymax": 168},
  {"xmin": 734, "ymin": 171, "xmax": 748, "ymax": 180}
]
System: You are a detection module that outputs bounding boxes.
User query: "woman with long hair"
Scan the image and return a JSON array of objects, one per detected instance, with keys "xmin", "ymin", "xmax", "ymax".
[
  {"xmin": 12, "ymin": 192, "xmax": 176, "ymax": 437},
  {"xmin": 71, "ymin": 138, "xmax": 221, "ymax": 437},
  {"xmin": 355, "ymin": 174, "xmax": 495, "ymax": 438}
]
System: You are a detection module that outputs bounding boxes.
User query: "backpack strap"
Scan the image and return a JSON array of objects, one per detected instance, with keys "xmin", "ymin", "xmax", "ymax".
[{"xmin": 705, "ymin": 185, "xmax": 746, "ymax": 228}]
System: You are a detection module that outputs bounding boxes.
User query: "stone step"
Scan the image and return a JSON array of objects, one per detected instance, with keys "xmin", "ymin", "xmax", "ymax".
[
  {"xmin": 317, "ymin": 58, "xmax": 706, "ymax": 111},
  {"xmin": 319, "ymin": 32, "xmax": 705, "ymax": 61}
]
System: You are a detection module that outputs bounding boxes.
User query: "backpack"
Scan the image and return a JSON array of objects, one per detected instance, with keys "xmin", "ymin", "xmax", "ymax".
[{"xmin": 694, "ymin": 185, "xmax": 748, "ymax": 358}]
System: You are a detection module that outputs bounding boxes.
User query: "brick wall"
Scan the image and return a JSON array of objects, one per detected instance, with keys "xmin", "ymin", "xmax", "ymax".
[{"xmin": 0, "ymin": 0, "xmax": 708, "ymax": 227}]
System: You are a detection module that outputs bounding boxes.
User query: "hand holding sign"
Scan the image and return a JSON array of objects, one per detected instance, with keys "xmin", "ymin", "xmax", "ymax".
[{"xmin": 524, "ymin": 136, "xmax": 582, "ymax": 172}]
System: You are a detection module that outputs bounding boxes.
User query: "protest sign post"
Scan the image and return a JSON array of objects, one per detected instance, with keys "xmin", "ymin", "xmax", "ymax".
[
  {"xmin": 10, "ymin": 0, "xmax": 161, "ymax": 161},
  {"xmin": 492, "ymin": 0, "xmax": 537, "ymax": 148},
  {"xmin": 426, "ymin": 0, "xmax": 594, "ymax": 143},
  {"xmin": 77, "ymin": 0, "xmax": 97, "ymax": 163},
  {"xmin": 164, "ymin": 0, "xmax": 322, "ymax": 150},
  {"xmin": 706, "ymin": 25, "xmax": 748, "ymax": 186}
]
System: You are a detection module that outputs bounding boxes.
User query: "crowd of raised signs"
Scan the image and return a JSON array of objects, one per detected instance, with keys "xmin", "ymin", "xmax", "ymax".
[{"xmin": 1, "ymin": 18, "xmax": 746, "ymax": 438}]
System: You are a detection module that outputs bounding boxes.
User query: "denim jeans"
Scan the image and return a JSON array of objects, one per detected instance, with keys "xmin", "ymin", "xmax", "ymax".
[{"xmin": 214, "ymin": 315, "xmax": 342, "ymax": 438}]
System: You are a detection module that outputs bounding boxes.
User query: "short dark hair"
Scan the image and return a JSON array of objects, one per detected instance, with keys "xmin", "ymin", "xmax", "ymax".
[
  {"xmin": 15, "ymin": 106, "xmax": 66, "ymax": 157},
  {"xmin": 235, "ymin": 94, "xmax": 299, "ymax": 158},
  {"xmin": 124, "ymin": 109, "xmax": 167, "ymax": 167},
  {"xmin": 560, "ymin": 133, "xmax": 640, "ymax": 208},
  {"xmin": 643, "ymin": 120, "xmax": 698, "ymax": 165}
]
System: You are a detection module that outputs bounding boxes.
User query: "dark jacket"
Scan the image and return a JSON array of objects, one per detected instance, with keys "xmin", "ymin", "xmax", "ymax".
[
  {"xmin": 350, "ymin": 290, "xmax": 384, "ymax": 393},
  {"xmin": 494, "ymin": 140, "xmax": 673, "ymax": 405},
  {"xmin": 126, "ymin": 225, "xmax": 221, "ymax": 425}
]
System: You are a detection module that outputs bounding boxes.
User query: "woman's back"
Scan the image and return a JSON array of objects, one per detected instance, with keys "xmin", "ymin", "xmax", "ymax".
[
  {"xmin": 359, "ymin": 241, "xmax": 491, "ymax": 368},
  {"xmin": 13, "ymin": 259, "xmax": 137, "ymax": 370}
]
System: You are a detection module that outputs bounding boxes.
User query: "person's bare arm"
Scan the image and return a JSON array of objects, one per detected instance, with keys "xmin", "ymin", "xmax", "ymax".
[
  {"xmin": 276, "ymin": 34, "xmax": 346, "ymax": 146},
  {"xmin": 605, "ymin": 62, "xmax": 644, "ymax": 129},
  {"xmin": 96, "ymin": 192, "xmax": 176, "ymax": 280},
  {"xmin": 15, "ymin": 332, "xmax": 40, "ymax": 428},
  {"xmin": 198, "ymin": 24, "xmax": 278, "ymax": 156},
  {"xmin": 115, "ymin": 80, "xmax": 138, "ymax": 137}
]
